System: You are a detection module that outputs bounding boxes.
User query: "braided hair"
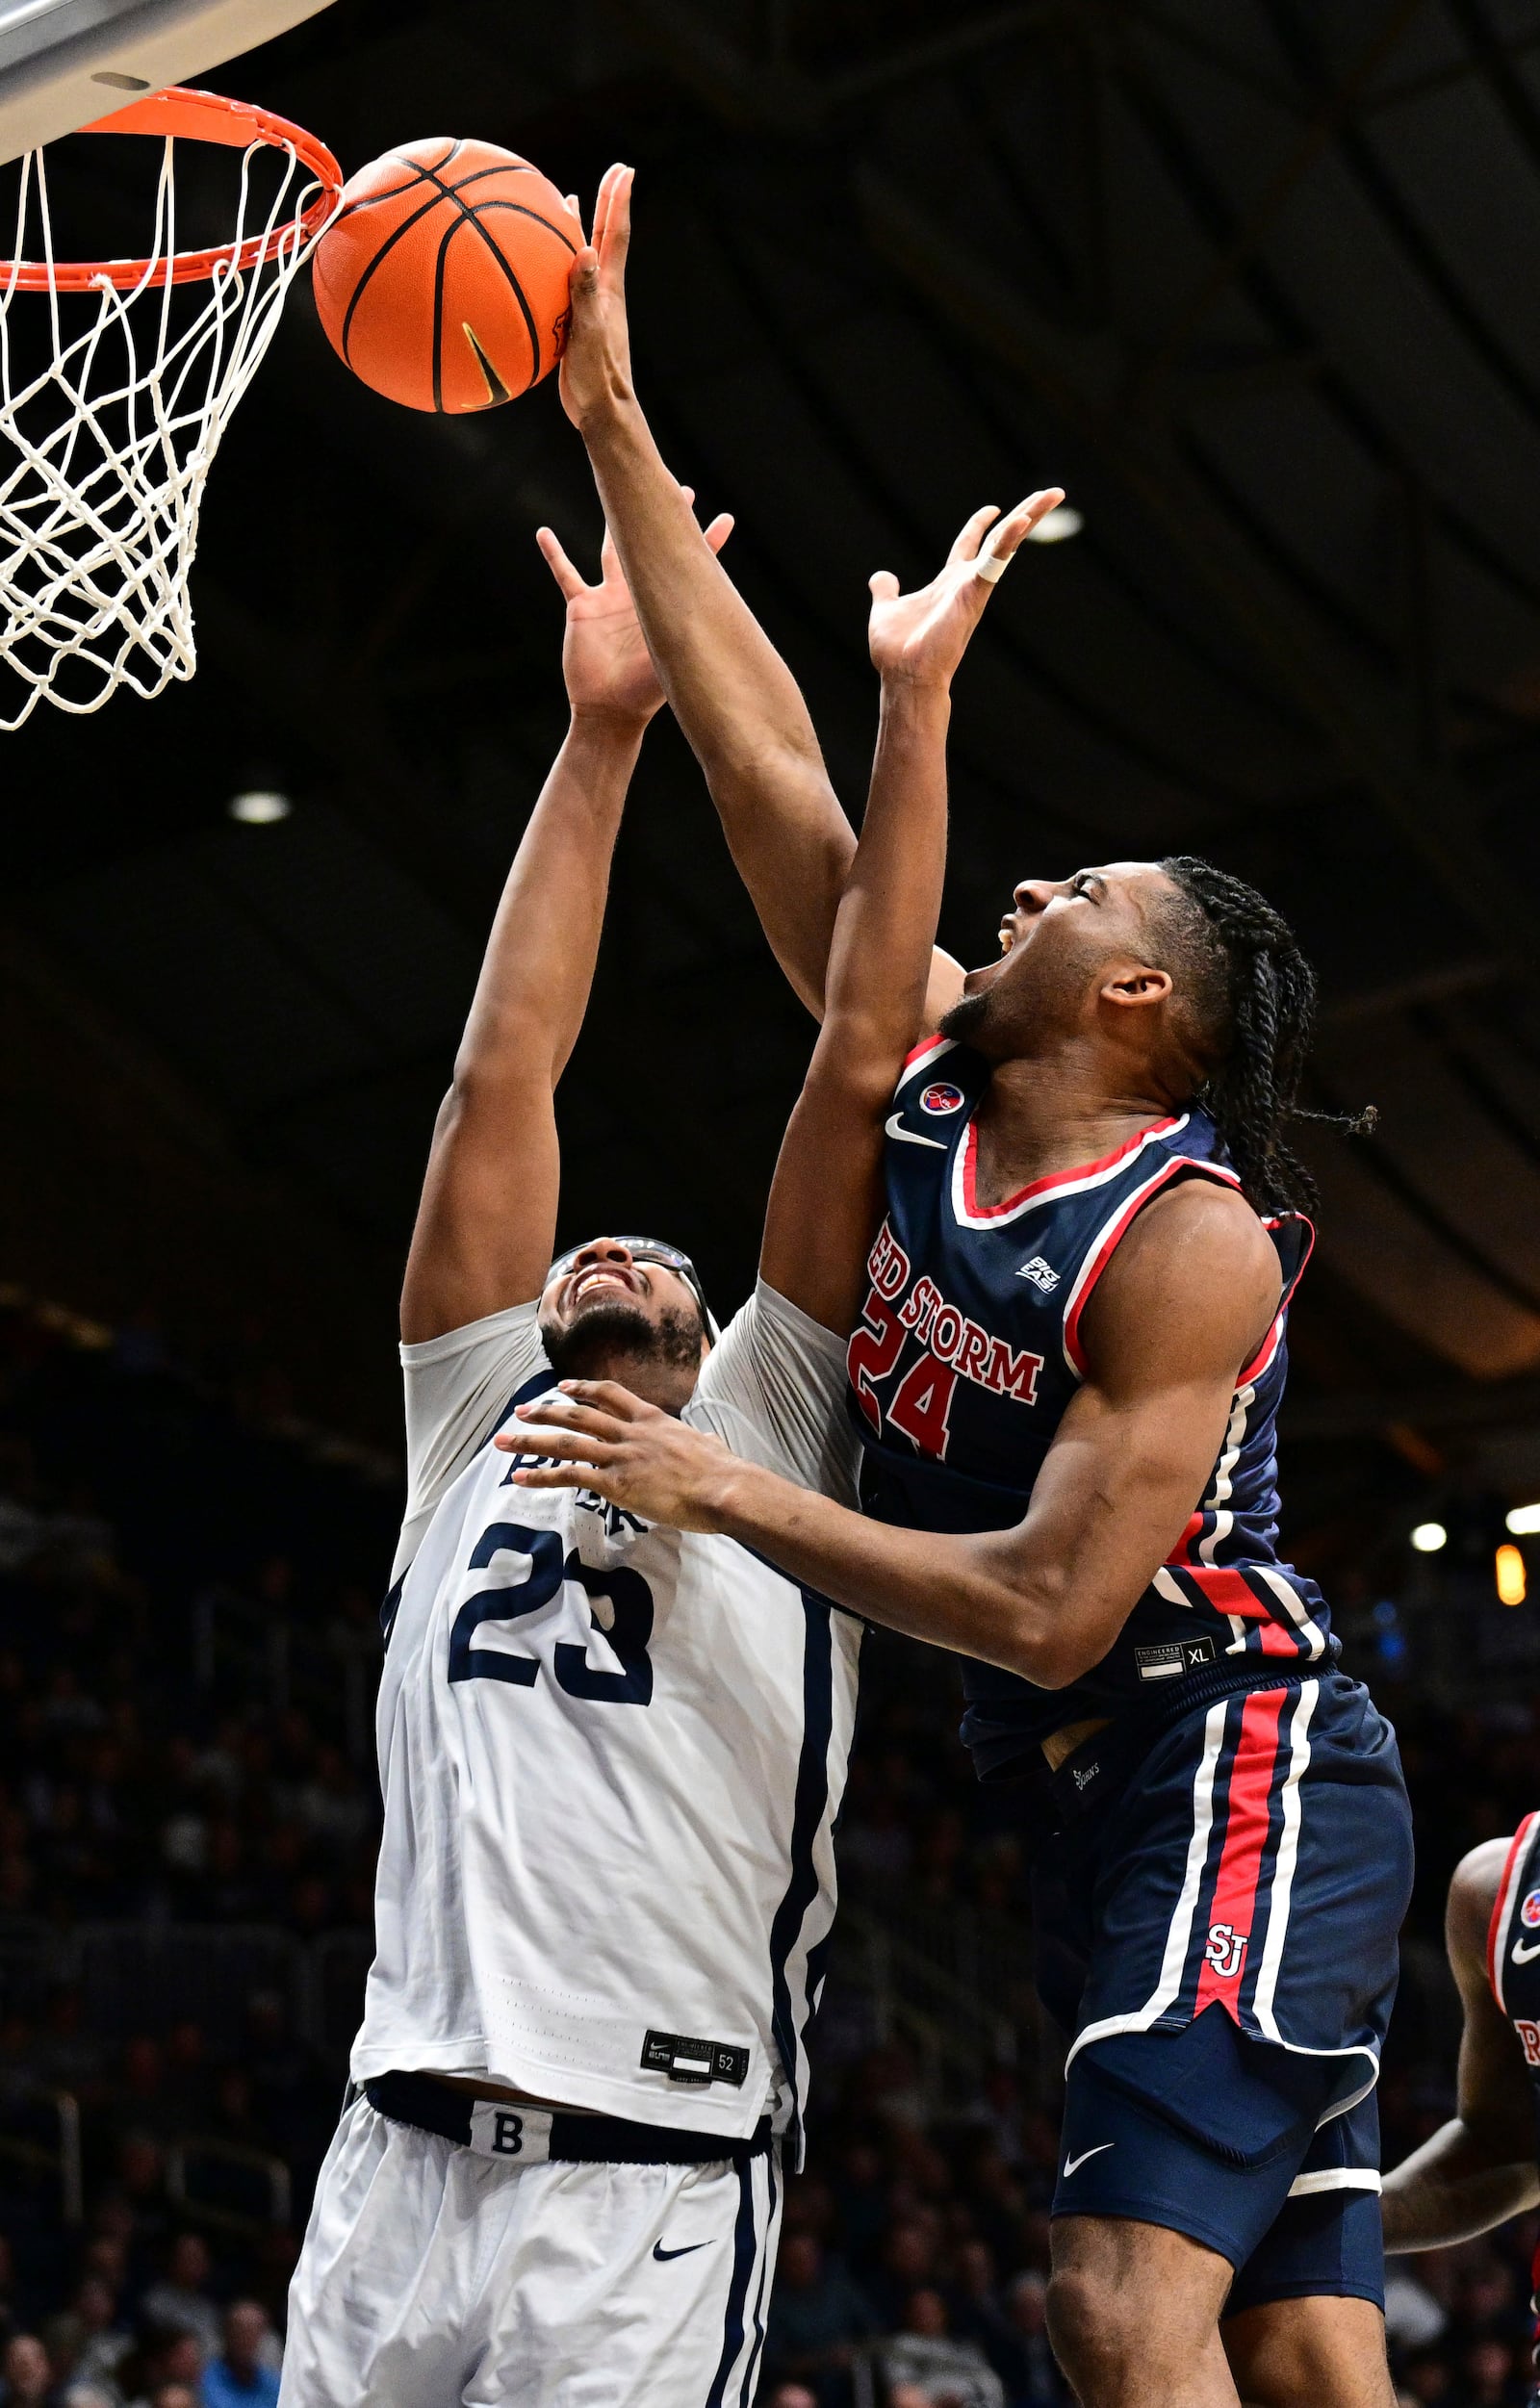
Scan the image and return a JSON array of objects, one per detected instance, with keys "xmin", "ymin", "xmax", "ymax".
[{"xmin": 1152, "ymin": 857, "xmax": 1360, "ymax": 1217}]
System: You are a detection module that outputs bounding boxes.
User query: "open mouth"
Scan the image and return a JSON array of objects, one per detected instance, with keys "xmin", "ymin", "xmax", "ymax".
[
  {"xmin": 963, "ymin": 946, "xmax": 1014, "ymax": 995},
  {"xmin": 568, "ymin": 1266, "xmax": 640, "ymax": 1308}
]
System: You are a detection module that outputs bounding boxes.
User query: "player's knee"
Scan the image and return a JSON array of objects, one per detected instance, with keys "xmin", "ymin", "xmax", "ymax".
[{"xmin": 1046, "ymin": 2264, "xmax": 1135, "ymax": 2390}]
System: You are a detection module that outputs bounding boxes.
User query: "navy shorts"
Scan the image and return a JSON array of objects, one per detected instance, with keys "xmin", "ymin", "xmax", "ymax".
[
  {"xmin": 1033, "ymin": 1670, "xmax": 1412, "ymax": 2306},
  {"xmin": 1054, "ymin": 2007, "xmax": 1386, "ymax": 2311}
]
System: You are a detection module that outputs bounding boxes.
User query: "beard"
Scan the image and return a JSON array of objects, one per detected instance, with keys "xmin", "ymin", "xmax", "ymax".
[
  {"xmin": 543, "ymin": 1295, "xmax": 705, "ymax": 1384},
  {"xmin": 941, "ymin": 931, "xmax": 1097, "ymax": 1063},
  {"xmin": 938, "ymin": 986, "xmax": 995, "ymax": 1053}
]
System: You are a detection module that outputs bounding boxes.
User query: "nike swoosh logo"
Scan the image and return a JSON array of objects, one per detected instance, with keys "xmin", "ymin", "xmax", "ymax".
[
  {"xmin": 886, "ymin": 1113, "xmax": 945, "ymax": 1150},
  {"xmin": 653, "ymin": 2240, "xmax": 712, "ymax": 2262},
  {"xmin": 1063, "ymin": 2143, "xmax": 1116, "ymax": 2178},
  {"xmin": 1513, "ymin": 1937, "xmax": 1540, "ymax": 1964}
]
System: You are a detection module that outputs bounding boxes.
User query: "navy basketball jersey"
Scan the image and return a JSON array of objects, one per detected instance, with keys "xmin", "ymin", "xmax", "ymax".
[
  {"xmin": 1489, "ymin": 1813, "xmax": 1540, "ymax": 2401},
  {"xmin": 1490, "ymin": 1813, "xmax": 1540, "ymax": 2117},
  {"xmin": 849, "ymin": 1037, "xmax": 1337, "ymax": 1765}
]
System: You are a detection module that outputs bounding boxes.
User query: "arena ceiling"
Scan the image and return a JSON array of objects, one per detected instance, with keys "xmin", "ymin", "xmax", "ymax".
[{"xmin": 4, "ymin": 0, "xmax": 1540, "ymax": 1546}]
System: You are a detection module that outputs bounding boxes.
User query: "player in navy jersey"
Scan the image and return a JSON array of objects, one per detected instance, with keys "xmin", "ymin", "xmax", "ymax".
[
  {"xmin": 1382, "ymin": 1823, "xmax": 1540, "ymax": 2399},
  {"xmin": 523, "ymin": 163, "xmax": 1414, "ymax": 2408}
]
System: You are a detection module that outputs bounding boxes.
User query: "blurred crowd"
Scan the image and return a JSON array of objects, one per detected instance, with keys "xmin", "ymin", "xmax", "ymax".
[{"xmin": 0, "ymin": 1297, "xmax": 1533, "ymax": 2408}]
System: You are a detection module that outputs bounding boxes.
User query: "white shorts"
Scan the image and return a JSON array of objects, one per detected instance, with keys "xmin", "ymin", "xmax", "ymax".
[{"xmin": 280, "ymin": 2096, "xmax": 783, "ymax": 2408}]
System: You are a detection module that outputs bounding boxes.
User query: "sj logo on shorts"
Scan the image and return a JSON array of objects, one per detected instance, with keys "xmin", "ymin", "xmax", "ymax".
[{"xmin": 1204, "ymin": 1922, "xmax": 1247, "ymax": 1981}]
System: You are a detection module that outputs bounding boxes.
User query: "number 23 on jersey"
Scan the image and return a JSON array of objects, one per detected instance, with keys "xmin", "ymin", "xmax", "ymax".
[{"xmin": 438, "ymin": 1519, "xmax": 654, "ymax": 1706}]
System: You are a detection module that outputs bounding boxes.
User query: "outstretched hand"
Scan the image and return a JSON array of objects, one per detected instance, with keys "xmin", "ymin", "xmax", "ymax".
[
  {"xmin": 867, "ymin": 489, "xmax": 1065, "ymax": 689},
  {"xmin": 537, "ymin": 495, "xmax": 732, "ymax": 726},
  {"xmin": 560, "ymin": 163, "xmax": 637, "ymax": 435},
  {"xmin": 494, "ymin": 1381, "xmax": 741, "ymax": 1532}
]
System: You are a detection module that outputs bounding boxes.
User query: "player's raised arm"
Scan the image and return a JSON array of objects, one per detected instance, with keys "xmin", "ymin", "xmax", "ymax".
[
  {"xmin": 1380, "ymin": 1840, "xmax": 1540, "ymax": 2251},
  {"xmin": 401, "ymin": 510, "xmax": 728, "ymax": 1345},
  {"xmin": 561, "ymin": 163, "xmax": 962, "ymax": 1030},
  {"xmin": 760, "ymin": 494, "xmax": 1064, "ymax": 1338}
]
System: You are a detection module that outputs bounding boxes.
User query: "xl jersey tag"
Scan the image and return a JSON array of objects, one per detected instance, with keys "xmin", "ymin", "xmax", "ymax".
[
  {"xmin": 1135, "ymin": 1634, "xmax": 1218, "ymax": 1682},
  {"xmin": 641, "ymin": 2029, "xmax": 749, "ymax": 2088}
]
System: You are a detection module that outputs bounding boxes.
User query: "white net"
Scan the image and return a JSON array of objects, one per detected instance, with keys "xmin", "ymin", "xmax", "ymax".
[{"xmin": 0, "ymin": 122, "xmax": 331, "ymax": 729}]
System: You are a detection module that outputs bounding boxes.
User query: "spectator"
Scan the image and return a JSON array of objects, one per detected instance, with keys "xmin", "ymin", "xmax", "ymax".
[
  {"xmin": 1399, "ymin": 2353, "xmax": 1453, "ymax": 2404},
  {"xmin": 141, "ymin": 2238, "xmax": 220, "ymax": 2360},
  {"xmin": 1461, "ymin": 2339, "xmax": 1521, "ymax": 2407},
  {"xmin": 832, "ymin": 2142, "xmax": 888, "ymax": 2273},
  {"xmin": 879, "ymin": 2291, "xmax": 1005, "ymax": 2408},
  {"xmin": 30, "ymin": 1989, "xmax": 104, "ymax": 2099},
  {"xmin": 40, "ymin": 2310, "xmax": 85, "ymax": 2394},
  {"xmin": 68, "ymin": 2278, "xmax": 129, "ymax": 2394},
  {"xmin": 1383, "ymin": 2263, "xmax": 1448, "ymax": 2355},
  {"xmin": 161, "ymin": 2024, "xmax": 213, "ymax": 2132},
  {"xmin": 200, "ymin": 2304, "xmax": 280, "ymax": 2408},
  {"xmin": 763, "ymin": 2233, "xmax": 875, "ymax": 2408},
  {"xmin": 765, "ymin": 2390, "xmax": 818, "ymax": 2408},
  {"xmin": 947, "ymin": 2239, "xmax": 1020, "ymax": 2382},
  {"xmin": 0, "ymin": 2336, "xmax": 53, "ymax": 2408},
  {"xmin": 113, "ymin": 2040, "xmax": 174, "ymax": 2145},
  {"xmin": 119, "ymin": 2327, "xmax": 202, "ymax": 2408}
]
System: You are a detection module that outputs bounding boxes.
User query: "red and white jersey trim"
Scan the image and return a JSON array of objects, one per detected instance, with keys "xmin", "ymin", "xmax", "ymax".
[
  {"xmin": 1488, "ymin": 1812, "xmax": 1538, "ymax": 2015},
  {"xmin": 950, "ymin": 1113, "xmax": 1190, "ymax": 1232},
  {"xmin": 895, "ymin": 1037, "xmax": 959, "ymax": 1091}
]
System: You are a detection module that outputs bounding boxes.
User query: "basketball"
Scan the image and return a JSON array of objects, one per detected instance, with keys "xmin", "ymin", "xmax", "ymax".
[{"xmin": 311, "ymin": 138, "xmax": 581, "ymax": 413}]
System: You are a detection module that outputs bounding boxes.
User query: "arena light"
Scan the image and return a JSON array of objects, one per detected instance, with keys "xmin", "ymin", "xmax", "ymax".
[
  {"xmin": 1497, "ymin": 1545, "xmax": 1527, "ymax": 1607},
  {"xmin": 1409, "ymin": 1522, "xmax": 1447, "ymax": 1553},
  {"xmin": 229, "ymin": 789, "xmax": 292, "ymax": 825},
  {"xmin": 1506, "ymin": 1501, "xmax": 1540, "ymax": 1537},
  {"xmin": 1026, "ymin": 505, "xmax": 1083, "ymax": 545}
]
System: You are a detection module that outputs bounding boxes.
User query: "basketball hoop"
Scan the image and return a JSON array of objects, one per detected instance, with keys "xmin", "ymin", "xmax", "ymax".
[{"xmin": 0, "ymin": 86, "xmax": 342, "ymax": 728}]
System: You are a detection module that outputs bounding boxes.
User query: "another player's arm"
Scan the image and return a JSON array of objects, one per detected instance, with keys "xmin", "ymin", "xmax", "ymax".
[
  {"xmin": 561, "ymin": 164, "xmax": 963, "ymax": 1029},
  {"xmin": 1380, "ymin": 1841, "xmax": 1540, "ymax": 2251},
  {"xmin": 759, "ymin": 495, "xmax": 1064, "ymax": 1337},
  {"xmin": 401, "ymin": 515, "xmax": 728, "ymax": 1345},
  {"xmin": 500, "ymin": 1183, "xmax": 1280, "ymax": 1691}
]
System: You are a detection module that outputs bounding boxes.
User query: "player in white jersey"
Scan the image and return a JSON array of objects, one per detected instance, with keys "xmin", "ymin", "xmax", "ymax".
[{"xmin": 280, "ymin": 445, "xmax": 967, "ymax": 2407}]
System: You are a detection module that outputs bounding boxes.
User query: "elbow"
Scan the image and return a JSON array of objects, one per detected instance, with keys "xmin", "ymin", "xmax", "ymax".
[
  {"xmin": 447, "ymin": 1037, "xmax": 552, "ymax": 1108},
  {"xmin": 1003, "ymin": 1636, "xmax": 1084, "ymax": 1692},
  {"xmin": 985, "ymin": 1575, "xmax": 1099, "ymax": 1691}
]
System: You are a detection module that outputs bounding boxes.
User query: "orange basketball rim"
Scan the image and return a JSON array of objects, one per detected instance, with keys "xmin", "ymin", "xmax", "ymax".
[{"xmin": 0, "ymin": 86, "xmax": 342, "ymax": 291}]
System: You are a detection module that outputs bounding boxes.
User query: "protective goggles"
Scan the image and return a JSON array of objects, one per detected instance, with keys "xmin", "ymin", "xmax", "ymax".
[{"xmin": 546, "ymin": 1236, "xmax": 719, "ymax": 1340}]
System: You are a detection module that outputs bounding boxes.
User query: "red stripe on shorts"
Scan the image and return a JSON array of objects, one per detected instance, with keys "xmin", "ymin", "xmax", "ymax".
[{"xmin": 1193, "ymin": 1687, "xmax": 1287, "ymax": 2021}]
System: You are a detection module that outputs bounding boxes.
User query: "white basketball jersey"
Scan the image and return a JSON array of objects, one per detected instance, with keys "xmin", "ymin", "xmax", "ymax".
[{"xmin": 352, "ymin": 1282, "xmax": 863, "ymax": 2156}]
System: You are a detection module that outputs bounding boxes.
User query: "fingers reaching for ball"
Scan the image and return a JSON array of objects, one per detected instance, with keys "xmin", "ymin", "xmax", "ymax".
[
  {"xmin": 535, "ymin": 525, "xmax": 587, "ymax": 602},
  {"xmin": 866, "ymin": 486, "xmax": 1069, "ymax": 687},
  {"xmin": 969, "ymin": 489, "xmax": 1066, "ymax": 582}
]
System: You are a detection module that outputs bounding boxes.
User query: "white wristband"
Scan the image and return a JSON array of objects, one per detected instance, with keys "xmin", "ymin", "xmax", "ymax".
[{"xmin": 973, "ymin": 545, "xmax": 1012, "ymax": 585}]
